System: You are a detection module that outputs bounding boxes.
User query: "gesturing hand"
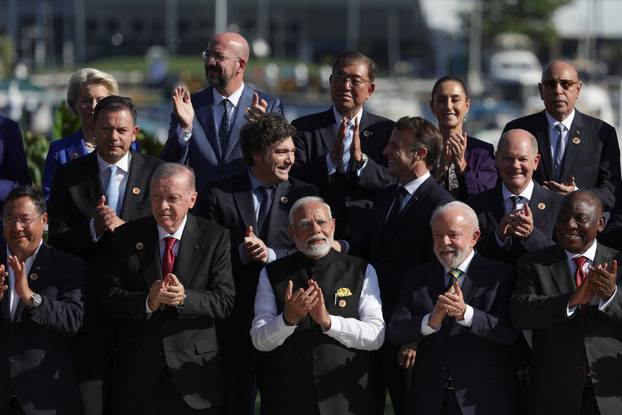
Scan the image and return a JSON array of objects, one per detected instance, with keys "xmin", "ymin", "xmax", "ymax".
[
  {"xmin": 244, "ymin": 92, "xmax": 268, "ymax": 123},
  {"xmin": 330, "ymin": 117, "xmax": 349, "ymax": 167},
  {"xmin": 588, "ymin": 259, "xmax": 618, "ymax": 300},
  {"xmin": 8, "ymin": 255, "xmax": 34, "ymax": 306},
  {"xmin": 307, "ymin": 279, "xmax": 331, "ymax": 330},
  {"xmin": 172, "ymin": 86, "xmax": 195, "ymax": 131},
  {"xmin": 283, "ymin": 280, "xmax": 318, "ymax": 325},
  {"xmin": 243, "ymin": 226, "xmax": 269, "ymax": 263}
]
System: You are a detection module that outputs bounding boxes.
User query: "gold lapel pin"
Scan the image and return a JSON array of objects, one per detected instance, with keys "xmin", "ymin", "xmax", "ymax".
[
  {"xmin": 135, "ymin": 242, "xmax": 144, "ymax": 251},
  {"xmin": 132, "ymin": 187, "xmax": 141, "ymax": 195},
  {"xmin": 338, "ymin": 299, "xmax": 347, "ymax": 308},
  {"xmin": 70, "ymin": 152, "xmax": 79, "ymax": 160},
  {"xmin": 30, "ymin": 273, "xmax": 39, "ymax": 281},
  {"xmin": 280, "ymin": 196, "xmax": 288, "ymax": 204},
  {"xmin": 572, "ymin": 137, "xmax": 581, "ymax": 145},
  {"xmin": 537, "ymin": 202, "xmax": 546, "ymax": 210},
  {"xmin": 363, "ymin": 130, "xmax": 371, "ymax": 137}
]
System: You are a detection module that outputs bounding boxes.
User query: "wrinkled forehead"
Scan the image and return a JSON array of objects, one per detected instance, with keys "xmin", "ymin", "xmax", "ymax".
[
  {"xmin": 543, "ymin": 62, "xmax": 579, "ymax": 81},
  {"xmin": 293, "ymin": 203, "xmax": 330, "ymax": 222}
]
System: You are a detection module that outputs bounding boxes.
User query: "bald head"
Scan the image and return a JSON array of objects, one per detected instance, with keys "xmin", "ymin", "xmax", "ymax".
[
  {"xmin": 495, "ymin": 129, "xmax": 540, "ymax": 194},
  {"xmin": 539, "ymin": 59, "xmax": 582, "ymax": 121},
  {"xmin": 497, "ymin": 129, "xmax": 538, "ymax": 157},
  {"xmin": 210, "ymin": 32, "xmax": 250, "ymax": 62},
  {"xmin": 204, "ymin": 32, "xmax": 250, "ymax": 95},
  {"xmin": 542, "ymin": 59, "xmax": 579, "ymax": 82}
]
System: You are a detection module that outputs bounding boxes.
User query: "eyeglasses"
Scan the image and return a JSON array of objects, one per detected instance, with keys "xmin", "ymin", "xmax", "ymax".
[
  {"xmin": 540, "ymin": 79, "xmax": 579, "ymax": 90},
  {"xmin": 294, "ymin": 218, "xmax": 331, "ymax": 231},
  {"xmin": 3, "ymin": 214, "xmax": 43, "ymax": 228},
  {"xmin": 201, "ymin": 50, "xmax": 239, "ymax": 63},
  {"xmin": 330, "ymin": 73, "xmax": 370, "ymax": 87}
]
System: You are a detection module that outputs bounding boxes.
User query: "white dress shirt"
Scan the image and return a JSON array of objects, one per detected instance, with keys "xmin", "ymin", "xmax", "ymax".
[
  {"xmin": 89, "ymin": 152, "xmax": 131, "ymax": 241},
  {"xmin": 545, "ymin": 109, "xmax": 575, "ymax": 167},
  {"xmin": 7, "ymin": 241, "xmax": 43, "ymax": 320},
  {"xmin": 250, "ymin": 262, "xmax": 385, "ymax": 352},
  {"xmin": 421, "ymin": 250, "xmax": 476, "ymax": 335}
]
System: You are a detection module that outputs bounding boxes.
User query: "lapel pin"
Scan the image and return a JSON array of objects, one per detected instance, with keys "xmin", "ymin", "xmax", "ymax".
[
  {"xmin": 30, "ymin": 273, "xmax": 39, "ymax": 281},
  {"xmin": 135, "ymin": 242, "xmax": 144, "ymax": 251},
  {"xmin": 132, "ymin": 187, "xmax": 141, "ymax": 195},
  {"xmin": 576, "ymin": 130, "xmax": 581, "ymax": 136},
  {"xmin": 338, "ymin": 299, "xmax": 347, "ymax": 308},
  {"xmin": 280, "ymin": 196, "xmax": 288, "ymax": 204},
  {"xmin": 572, "ymin": 137, "xmax": 581, "ymax": 145},
  {"xmin": 70, "ymin": 152, "xmax": 79, "ymax": 160},
  {"xmin": 537, "ymin": 202, "xmax": 546, "ymax": 210},
  {"xmin": 363, "ymin": 130, "xmax": 371, "ymax": 137}
]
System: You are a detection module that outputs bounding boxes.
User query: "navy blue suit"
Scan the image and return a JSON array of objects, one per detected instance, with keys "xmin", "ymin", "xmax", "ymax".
[
  {"xmin": 162, "ymin": 85, "xmax": 283, "ymax": 191},
  {"xmin": 389, "ymin": 255, "xmax": 519, "ymax": 415}
]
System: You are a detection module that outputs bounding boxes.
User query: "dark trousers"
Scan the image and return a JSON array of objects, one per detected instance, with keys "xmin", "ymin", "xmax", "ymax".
[
  {"xmin": 580, "ymin": 386, "xmax": 601, "ymax": 415},
  {"xmin": 372, "ymin": 343, "xmax": 408, "ymax": 415}
]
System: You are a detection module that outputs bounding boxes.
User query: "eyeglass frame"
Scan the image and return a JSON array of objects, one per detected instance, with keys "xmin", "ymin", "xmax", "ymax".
[
  {"xmin": 539, "ymin": 79, "xmax": 580, "ymax": 90},
  {"xmin": 329, "ymin": 73, "xmax": 371, "ymax": 87},
  {"xmin": 201, "ymin": 50, "xmax": 240, "ymax": 63},
  {"xmin": 3, "ymin": 214, "xmax": 44, "ymax": 228}
]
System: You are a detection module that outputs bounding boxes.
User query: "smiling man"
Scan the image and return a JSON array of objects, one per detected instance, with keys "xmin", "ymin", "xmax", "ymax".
[
  {"xmin": 468, "ymin": 128, "xmax": 562, "ymax": 264},
  {"xmin": 198, "ymin": 112, "xmax": 317, "ymax": 415},
  {"xmin": 503, "ymin": 60, "xmax": 621, "ymax": 211},
  {"xmin": 250, "ymin": 196, "xmax": 384, "ymax": 415},
  {"xmin": 47, "ymin": 95, "xmax": 162, "ymax": 414},
  {"xmin": 511, "ymin": 190, "xmax": 622, "ymax": 415}
]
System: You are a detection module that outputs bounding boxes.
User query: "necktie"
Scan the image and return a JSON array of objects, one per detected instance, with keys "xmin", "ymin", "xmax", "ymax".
[
  {"xmin": 574, "ymin": 256, "xmax": 588, "ymax": 288},
  {"xmin": 162, "ymin": 237, "xmax": 176, "ymax": 277},
  {"xmin": 446, "ymin": 163, "xmax": 460, "ymax": 194},
  {"xmin": 105, "ymin": 165, "xmax": 120, "ymax": 215},
  {"xmin": 257, "ymin": 185, "xmax": 274, "ymax": 240},
  {"xmin": 446, "ymin": 268, "xmax": 462, "ymax": 293},
  {"xmin": 385, "ymin": 186, "xmax": 408, "ymax": 227},
  {"xmin": 218, "ymin": 99, "xmax": 232, "ymax": 155},
  {"xmin": 510, "ymin": 195, "xmax": 521, "ymax": 212},
  {"xmin": 341, "ymin": 121, "xmax": 354, "ymax": 172},
  {"xmin": 553, "ymin": 124, "xmax": 565, "ymax": 181}
]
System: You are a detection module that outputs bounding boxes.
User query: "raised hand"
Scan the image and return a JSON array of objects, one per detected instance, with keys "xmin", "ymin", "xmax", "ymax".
[
  {"xmin": 172, "ymin": 86, "xmax": 195, "ymax": 131},
  {"xmin": 329, "ymin": 117, "xmax": 349, "ymax": 167},
  {"xmin": 307, "ymin": 279, "xmax": 331, "ymax": 330},
  {"xmin": 8, "ymin": 255, "xmax": 33, "ymax": 306},
  {"xmin": 244, "ymin": 92, "xmax": 268, "ymax": 123},
  {"xmin": 588, "ymin": 259, "xmax": 618, "ymax": 300},
  {"xmin": 283, "ymin": 280, "xmax": 318, "ymax": 326},
  {"xmin": 243, "ymin": 226, "xmax": 269, "ymax": 263}
]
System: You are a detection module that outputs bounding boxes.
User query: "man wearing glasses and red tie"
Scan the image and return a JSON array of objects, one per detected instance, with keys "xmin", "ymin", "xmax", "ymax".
[{"xmin": 503, "ymin": 59, "xmax": 621, "ymax": 212}]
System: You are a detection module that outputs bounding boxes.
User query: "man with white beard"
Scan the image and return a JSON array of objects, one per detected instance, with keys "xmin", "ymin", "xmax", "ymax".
[
  {"xmin": 250, "ymin": 196, "xmax": 385, "ymax": 415},
  {"xmin": 389, "ymin": 201, "xmax": 519, "ymax": 415}
]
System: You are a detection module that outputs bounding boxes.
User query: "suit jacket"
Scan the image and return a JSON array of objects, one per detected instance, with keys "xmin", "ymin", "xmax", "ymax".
[
  {"xmin": 0, "ymin": 244, "xmax": 85, "ymax": 415},
  {"xmin": 291, "ymin": 108, "xmax": 395, "ymax": 239},
  {"xmin": 388, "ymin": 255, "xmax": 518, "ymax": 415},
  {"xmin": 161, "ymin": 85, "xmax": 283, "ymax": 191},
  {"xmin": 510, "ymin": 243, "xmax": 622, "ymax": 415},
  {"xmin": 0, "ymin": 114, "xmax": 31, "ymax": 203},
  {"xmin": 468, "ymin": 181, "xmax": 562, "ymax": 264},
  {"xmin": 503, "ymin": 110, "xmax": 622, "ymax": 210},
  {"xmin": 352, "ymin": 176, "xmax": 453, "ymax": 319},
  {"xmin": 105, "ymin": 214, "xmax": 235, "ymax": 412}
]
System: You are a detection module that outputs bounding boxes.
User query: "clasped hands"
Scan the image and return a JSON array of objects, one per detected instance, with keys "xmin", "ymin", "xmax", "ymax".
[
  {"xmin": 148, "ymin": 273, "xmax": 186, "ymax": 311},
  {"xmin": 330, "ymin": 117, "xmax": 362, "ymax": 168},
  {"xmin": 497, "ymin": 204, "xmax": 534, "ymax": 241},
  {"xmin": 440, "ymin": 131, "xmax": 468, "ymax": 173},
  {"xmin": 283, "ymin": 279, "xmax": 331, "ymax": 330},
  {"xmin": 93, "ymin": 195, "xmax": 125, "ymax": 236},
  {"xmin": 0, "ymin": 257, "xmax": 35, "ymax": 308},
  {"xmin": 428, "ymin": 281, "xmax": 467, "ymax": 330},
  {"xmin": 570, "ymin": 259, "xmax": 618, "ymax": 307}
]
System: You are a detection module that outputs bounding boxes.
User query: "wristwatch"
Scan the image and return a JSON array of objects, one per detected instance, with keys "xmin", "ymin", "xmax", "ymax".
[
  {"xmin": 176, "ymin": 293, "xmax": 187, "ymax": 311},
  {"xmin": 354, "ymin": 153, "xmax": 368, "ymax": 170},
  {"xmin": 31, "ymin": 293, "xmax": 42, "ymax": 309}
]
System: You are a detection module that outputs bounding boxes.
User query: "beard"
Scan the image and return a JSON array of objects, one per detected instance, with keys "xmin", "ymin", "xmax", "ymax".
[
  {"xmin": 297, "ymin": 235, "xmax": 332, "ymax": 259},
  {"xmin": 205, "ymin": 66, "xmax": 229, "ymax": 90},
  {"xmin": 434, "ymin": 246, "xmax": 470, "ymax": 269}
]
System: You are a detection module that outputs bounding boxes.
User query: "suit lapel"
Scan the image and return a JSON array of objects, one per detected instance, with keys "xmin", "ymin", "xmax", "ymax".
[
  {"xmin": 120, "ymin": 151, "xmax": 148, "ymax": 220},
  {"xmin": 560, "ymin": 111, "xmax": 584, "ymax": 182},
  {"xmin": 174, "ymin": 215, "xmax": 205, "ymax": 287},
  {"xmin": 534, "ymin": 111, "xmax": 554, "ymax": 180},
  {"xmin": 264, "ymin": 180, "xmax": 289, "ymax": 243},
  {"xmin": 318, "ymin": 109, "xmax": 339, "ymax": 156},
  {"xmin": 549, "ymin": 246, "xmax": 575, "ymax": 293},
  {"xmin": 232, "ymin": 174, "xmax": 257, "ymax": 230},
  {"xmin": 141, "ymin": 222, "xmax": 162, "ymax": 288},
  {"xmin": 83, "ymin": 152, "xmax": 102, "ymax": 208},
  {"xmin": 492, "ymin": 185, "xmax": 506, "ymax": 222},
  {"xmin": 381, "ymin": 177, "xmax": 431, "ymax": 248},
  {"xmin": 194, "ymin": 88, "xmax": 220, "ymax": 160},
  {"xmin": 224, "ymin": 86, "xmax": 253, "ymax": 161},
  {"xmin": 529, "ymin": 182, "xmax": 549, "ymax": 227}
]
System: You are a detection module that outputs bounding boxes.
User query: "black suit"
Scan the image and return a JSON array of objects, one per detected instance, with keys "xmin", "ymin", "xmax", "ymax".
[
  {"xmin": 291, "ymin": 108, "xmax": 395, "ymax": 239},
  {"xmin": 511, "ymin": 243, "xmax": 622, "ymax": 415},
  {"xmin": 199, "ymin": 172, "xmax": 317, "ymax": 415},
  {"xmin": 0, "ymin": 244, "xmax": 85, "ymax": 415},
  {"xmin": 352, "ymin": 175, "xmax": 453, "ymax": 415},
  {"xmin": 468, "ymin": 182, "xmax": 562, "ymax": 264},
  {"xmin": 47, "ymin": 150, "xmax": 163, "ymax": 412},
  {"xmin": 106, "ymin": 214, "xmax": 235, "ymax": 414},
  {"xmin": 389, "ymin": 255, "xmax": 519, "ymax": 415},
  {"xmin": 503, "ymin": 110, "xmax": 621, "ymax": 210}
]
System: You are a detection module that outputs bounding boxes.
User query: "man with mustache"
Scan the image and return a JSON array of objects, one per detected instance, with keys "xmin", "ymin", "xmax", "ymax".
[
  {"xmin": 291, "ymin": 51, "xmax": 394, "ymax": 240},
  {"xmin": 389, "ymin": 201, "xmax": 519, "ymax": 415},
  {"xmin": 162, "ymin": 32, "xmax": 283, "ymax": 193},
  {"xmin": 511, "ymin": 190, "xmax": 622, "ymax": 415},
  {"xmin": 198, "ymin": 113, "xmax": 317, "ymax": 415},
  {"xmin": 503, "ymin": 60, "xmax": 621, "ymax": 211},
  {"xmin": 250, "ymin": 196, "xmax": 384, "ymax": 415}
]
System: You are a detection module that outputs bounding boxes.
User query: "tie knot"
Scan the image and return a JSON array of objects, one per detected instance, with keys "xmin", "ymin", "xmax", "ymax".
[
  {"xmin": 555, "ymin": 123, "xmax": 564, "ymax": 134},
  {"xmin": 221, "ymin": 98, "xmax": 231, "ymax": 109},
  {"xmin": 164, "ymin": 237, "xmax": 176, "ymax": 251},
  {"xmin": 509, "ymin": 195, "xmax": 521, "ymax": 209},
  {"xmin": 574, "ymin": 255, "xmax": 587, "ymax": 269},
  {"xmin": 448, "ymin": 268, "xmax": 462, "ymax": 281},
  {"xmin": 108, "ymin": 164, "xmax": 118, "ymax": 175}
]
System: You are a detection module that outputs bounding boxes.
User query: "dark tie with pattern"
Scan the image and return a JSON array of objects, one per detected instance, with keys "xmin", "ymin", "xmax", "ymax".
[
  {"xmin": 257, "ymin": 185, "xmax": 274, "ymax": 240},
  {"xmin": 218, "ymin": 98, "xmax": 232, "ymax": 155},
  {"xmin": 510, "ymin": 195, "xmax": 521, "ymax": 212},
  {"xmin": 385, "ymin": 186, "xmax": 408, "ymax": 228},
  {"xmin": 446, "ymin": 268, "xmax": 462, "ymax": 293},
  {"xmin": 553, "ymin": 123, "xmax": 565, "ymax": 181}
]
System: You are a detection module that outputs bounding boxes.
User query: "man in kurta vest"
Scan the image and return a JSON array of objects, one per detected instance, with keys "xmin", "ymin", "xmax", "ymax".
[{"xmin": 250, "ymin": 196, "xmax": 384, "ymax": 415}]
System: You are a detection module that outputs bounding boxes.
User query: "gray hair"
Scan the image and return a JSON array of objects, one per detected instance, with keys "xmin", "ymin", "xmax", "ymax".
[
  {"xmin": 430, "ymin": 201, "xmax": 479, "ymax": 231},
  {"xmin": 288, "ymin": 196, "xmax": 332, "ymax": 224},
  {"xmin": 497, "ymin": 128, "xmax": 539, "ymax": 156},
  {"xmin": 150, "ymin": 163, "xmax": 196, "ymax": 191},
  {"xmin": 66, "ymin": 67, "xmax": 119, "ymax": 112}
]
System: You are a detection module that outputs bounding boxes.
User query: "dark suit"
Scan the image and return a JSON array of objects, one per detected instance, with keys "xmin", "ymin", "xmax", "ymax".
[
  {"xmin": 0, "ymin": 115, "xmax": 31, "ymax": 205},
  {"xmin": 468, "ymin": 182, "xmax": 562, "ymax": 264},
  {"xmin": 199, "ymin": 172, "xmax": 317, "ymax": 415},
  {"xmin": 105, "ymin": 214, "xmax": 235, "ymax": 414},
  {"xmin": 161, "ymin": 85, "xmax": 283, "ymax": 191},
  {"xmin": 291, "ymin": 108, "xmax": 395, "ymax": 239},
  {"xmin": 389, "ymin": 255, "xmax": 518, "ymax": 415},
  {"xmin": 47, "ymin": 150, "xmax": 163, "ymax": 411},
  {"xmin": 511, "ymin": 243, "xmax": 622, "ymax": 415},
  {"xmin": 0, "ymin": 244, "xmax": 86, "ymax": 415},
  {"xmin": 503, "ymin": 110, "xmax": 621, "ymax": 210}
]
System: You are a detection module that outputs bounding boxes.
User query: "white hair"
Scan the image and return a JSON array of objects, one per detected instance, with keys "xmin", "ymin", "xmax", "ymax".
[
  {"xmin": 430, "ymin": 201, "xmax": 479, "ymax": 230},
  {"xmin": 288, "ymin": 196, "xmax": 332, "ymax": 224}
]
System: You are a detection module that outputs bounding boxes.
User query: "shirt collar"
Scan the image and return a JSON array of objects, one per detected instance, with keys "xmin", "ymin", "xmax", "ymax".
[
  {"xmin": 248, "ymin": 170, "xmax": 268, "ymax": 191},
  {"xmin": 96, "ymin": 151, "xmax": 131, "ymax": 174},
  {"xmin": 401, "ymin": 171, "xmax": 431, "ymax": 195},
  {"xmin": 565, "ymin": 239, "xmax": 598, "ymax": 263},
  {"xmin": 545, "ymin": 109, "xmax": 575, "ymax": 132},
  {"xmin": 443, "ymin": 249, "xmax": 476, "ymax": 274},
  {"xmin": 501, "ymin": 180, "xmax": 535, "ymax": 202},
  {"xmin": 212, "ymin": 83, "xmax": 245, "ymax": 108},
  {"xmin": 6, "ymin": 239, "xmax": 43, "ymax": 265},
  {"xmin": 332, "ymin": 106, "xmax": 363, "ymax": 128},
  {"xmin": 157, "ymin": 215, "xmax": 188, "ymax": 242}
]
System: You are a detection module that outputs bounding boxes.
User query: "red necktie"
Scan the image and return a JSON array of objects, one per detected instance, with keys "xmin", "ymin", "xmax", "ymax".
[
  {"xmin": 162, "ymin": 237, "xmax": 176, "ymax": 277},
  {"xmin": 574, "ymin": 256, "xmax": 588, "ymax": 287}
]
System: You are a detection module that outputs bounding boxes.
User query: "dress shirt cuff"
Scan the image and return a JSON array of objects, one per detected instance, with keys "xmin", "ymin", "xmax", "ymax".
[
  {"xmin": 266, "ymin": 248, "xmax": 276, "ymax": 263},
  {"xmin": 145, "ymin": 296, "xmax": 154, "ymax": 317},
  {"xmin": 354, "ymin": 160, "xmax": 368, "ymax": 176},
  {"xmin": 598, "ymin": 286, "xmax": 618, "ymax": 311},
  {"xmin": 325, "ymin": 153, "xmax": 337, "ymax": 175},
  {"xmin": 89, "ymin": 218, "xmax": 104, "ymax": 243},
  {"xmin": 457, "ymin": 305, "xmax": 474, "ymax": 327},
  {"xmin": 567, "ymin": 303, "xmax": 577, "ymax": 317},
  {"xmin": 326, "ymin": 314, "xmax": 339, "ymax": 334},
  {"xmin": 177, "ymin": 125, "xmax": 192, "ymax": 144},
  {"xmin": 421, "ymin": 313, "xmax": 440, "ymax": 336}
]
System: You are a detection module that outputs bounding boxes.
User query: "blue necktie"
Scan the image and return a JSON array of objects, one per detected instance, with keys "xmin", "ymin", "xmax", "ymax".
[
  {"xmin": 341, "ymin": 121, "xmax": 354, "ymax": 171},
  {"xmin": 106, "ymin": 165, "xmax": 120, "ymax": 215},
  {"xmin": 218, "ymin": 99, "xmax": 232, "ymax": 156},
  {"xmin": 553, "ymin": 124, "xmax": 565, "ymax": 181}
]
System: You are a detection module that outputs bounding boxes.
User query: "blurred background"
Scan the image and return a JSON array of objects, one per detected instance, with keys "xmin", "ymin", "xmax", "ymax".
[{"xmin": 0, "ymin": 0, "xmax": 620, "ymax": 187}]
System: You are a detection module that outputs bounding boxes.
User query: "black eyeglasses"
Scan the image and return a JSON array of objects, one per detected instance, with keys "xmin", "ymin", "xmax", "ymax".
[
  {"xmin": 330, "ymin": 73, "xmax": 370, "ymax": 87},
  {"xmin": 540, "ymin": 79, "xmax": 579, "ymax": 90}
]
